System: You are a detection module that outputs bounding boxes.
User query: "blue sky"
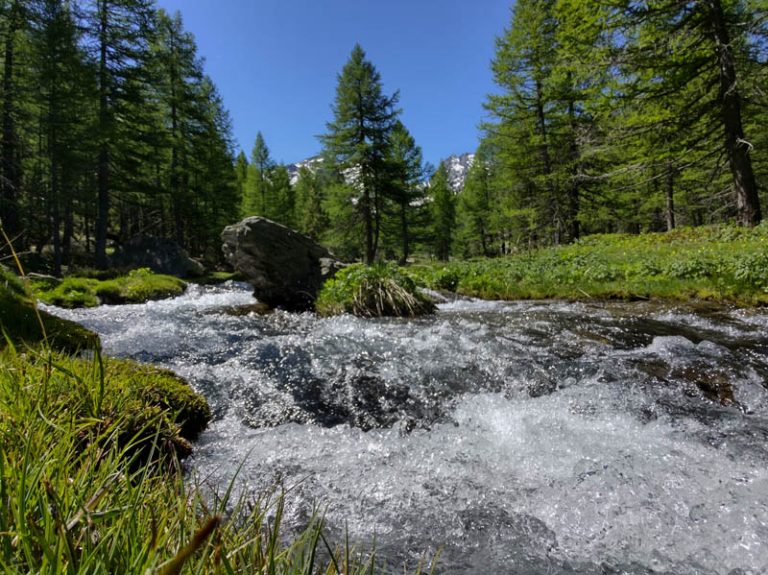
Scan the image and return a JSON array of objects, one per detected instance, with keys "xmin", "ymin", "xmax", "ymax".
[{"xmin": 154, "ymin": 0, "xmax": 512, "ymax": 166}]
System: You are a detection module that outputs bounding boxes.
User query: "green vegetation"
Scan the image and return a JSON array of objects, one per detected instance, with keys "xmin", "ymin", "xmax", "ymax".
[
  {"xmin": 317, "ymin": 263, "xmax": 436, "ymax": 318},
  {"xmin": 0, "ymin": 266, "xmax": 98, "ymax": 351},
  {"xmin": 407, "ymin": 225, "xmax": 768, "ymax": 306},
  {"xmin": 0, "ymin": 344, "xmax": 414, "ymax": 574},
  {"xmin": 31, "ymin": 268, "xmax": 187, "ymax": 308}
]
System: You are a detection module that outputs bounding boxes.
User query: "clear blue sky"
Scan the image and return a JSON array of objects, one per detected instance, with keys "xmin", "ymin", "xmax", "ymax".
[{"xmin": 154, "ymin": 0, "xmax": 512, "ymax": 167}]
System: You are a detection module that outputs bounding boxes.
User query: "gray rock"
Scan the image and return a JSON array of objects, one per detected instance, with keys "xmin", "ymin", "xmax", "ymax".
[
  {"xmin": 112, "ymin": 236, "xmax": 204, "ymax": 278},
  {"xmin": 221, "ymin": 217, "xmax": 342, "ymax": 311}
]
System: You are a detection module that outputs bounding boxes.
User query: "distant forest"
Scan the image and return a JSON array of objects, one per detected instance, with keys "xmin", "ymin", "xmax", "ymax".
[{"xmin": 1, "ymin": 0, "xmax": 765, "ymax": 272}]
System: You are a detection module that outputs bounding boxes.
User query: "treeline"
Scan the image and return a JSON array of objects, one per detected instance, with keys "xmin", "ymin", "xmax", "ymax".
[
  {"xmin": 240, "ymin": 0, "xmax": 766, "ymax": 265},
  {"xmin": 4, "ymin": 1, "xmax": 765, "ymax": 274},
  {"xmin": 473, "ymin": 0, "xmax": 767, "ymax": 256},
  {"xmin": 0, "ymin": 0, "xmax": 239, "ymax": 273}
]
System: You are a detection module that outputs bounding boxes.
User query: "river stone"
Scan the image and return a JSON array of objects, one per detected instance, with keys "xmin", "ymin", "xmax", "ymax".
[{"xmin": 221, "ymin": 216, "xmax": 344, "ymax": 311}]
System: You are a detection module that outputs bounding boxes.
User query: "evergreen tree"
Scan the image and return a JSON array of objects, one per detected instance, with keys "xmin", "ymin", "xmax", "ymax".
[
  {"xmin": 294, "ymin": 166, "xmax": 329, "ymax": 240},
  {"xmin": 457, "ymin": 153, "xmax": 494, "ymax": 257},
  {"xmin": 87, "ymin": 0, "xmax": 156, "ymax": 268},
  {"xmin": 0, "ymin": 0, "xmax": 26, "ymax": 242},
  {"xmin": 608, "ymin": 0, "xmax": 763, "ymax": 226},
  {"xmin": 240, "ymin": 131, "xmax": 273, "ymax": 217},
  {"xmin": 320, "ymin": 43, "xmax": 399, "ymax": 264},
  {"xmin": 384, "ymin": 120, "xmax": 425, "ymax": 264},
  {"xmin": 270, "ymin": 164, "xmax": 295, "ymax": 228},
  {"xmin": 429, "ymin": 163, "xmax": 455, "ymax": 261},
  {"xmin": 30, "ymin": 0, "xmax": 93, "ymax": 273}
]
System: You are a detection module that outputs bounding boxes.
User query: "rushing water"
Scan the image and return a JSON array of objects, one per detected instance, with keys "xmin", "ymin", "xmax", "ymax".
[{"xmin": 46, "ymin": 283, "xmax": 768, "ymax": 574}]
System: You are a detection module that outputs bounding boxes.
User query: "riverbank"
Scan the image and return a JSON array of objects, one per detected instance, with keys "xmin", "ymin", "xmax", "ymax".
[{"xmin": 407, "ymin": 224, "xmax": 768, "ymax": 307}]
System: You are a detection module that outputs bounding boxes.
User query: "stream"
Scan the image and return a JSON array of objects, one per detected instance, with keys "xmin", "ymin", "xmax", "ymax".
[{"xmin": 46, "ymin": 282, "xmax": 768, "ymax": 574}]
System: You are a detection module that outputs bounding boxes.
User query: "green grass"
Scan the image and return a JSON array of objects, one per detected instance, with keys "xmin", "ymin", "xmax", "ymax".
[
  {"xmin": 32, "ymin": 268, "xmax": 187, "ymax": 308},
  {"xmin": 316, "ymin": 263, "xmax": 436, "ymax": 317},
  {"xmin": 406, "ymin": 223, "xmax": 768, "ymax": 306}
]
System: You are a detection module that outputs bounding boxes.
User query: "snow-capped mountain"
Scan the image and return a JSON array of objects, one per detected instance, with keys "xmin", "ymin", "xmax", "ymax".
[
  {"xmin": 441, "ymin": 153, "xmax": 475, "ymax": 192},
  {"xmin": 286, "ymin": 155, "xmax": 324, "ymax": 186},
  {"xmin": 286, "ymin": 152, "xmax": 475, "ymax": 191}
]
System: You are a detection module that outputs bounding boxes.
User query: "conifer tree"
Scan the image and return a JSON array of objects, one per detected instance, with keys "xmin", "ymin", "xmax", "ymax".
[
  {"xmin": 384, "ymin": 121, "xmax": 425, "ymax": 264},
  {"xmin": 294, "ymin": 166, "xmax": 329, "ymax": 240},
  {"xmin": 242, "ymin": 131, "xmax": 273, "ymax": 217},
  {"xmin": 88, "ymin": 0, "xmax": 155, "ymax": 267},
  {"xmin": 320, "ymin": 43, "xmax": 399, "ymax": 264},
  {"xmin": 429, "ymin": 163, "xmax": 455, "ymax": 261}
]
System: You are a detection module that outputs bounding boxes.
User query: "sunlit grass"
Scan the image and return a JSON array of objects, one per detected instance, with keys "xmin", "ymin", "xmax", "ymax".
[{"xmin": 407, "ymin": 223, "xmax": 768, "ymax": 306}]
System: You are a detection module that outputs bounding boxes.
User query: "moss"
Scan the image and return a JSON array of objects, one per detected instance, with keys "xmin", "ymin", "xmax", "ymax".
[
  {"xmin": 190, "ymin": 271, "xmax": 241, "ymax": 285},
  {"xmin": 95, "ymin": 268, "xmax": 187, "ymax": 305},
  {"xmin": 105, "ymin": 358, "xmax": 211, "ymax": 441},
  {"xmin": 317, "ymin": 263, "xmax": 436, "ymax": 318},
  {"xmin": 0, "ymin": 285, "xmax": 99, "ymax": 352},
  {"xmin": 33, "ymin": 267, "xmax": 187, "ymax": 308},
  {"xmin": 36, "ymin": 277, "xmax": 100, "ymax": 308}
]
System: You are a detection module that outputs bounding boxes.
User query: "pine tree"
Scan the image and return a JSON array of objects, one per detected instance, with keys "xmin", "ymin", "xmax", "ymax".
[
  {"xmin": 0, "ymin": 0, "xmax": 26, "ymax": 242},
  {"xmin": 320, "ymin": 44, "xmax": 399, "ymax": 264},
  {"xmin": 30, "ymin": 0, "xmax": 93, "ymax": 273}
]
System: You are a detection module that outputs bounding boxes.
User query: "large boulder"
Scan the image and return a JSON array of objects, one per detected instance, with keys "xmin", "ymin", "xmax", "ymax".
[
  {"xmin": 221, "ymin": 217, "xmax": 343, "ymax": 311},
  {"xmin": 112, "ymin": 236, "xmax": 204, "ymax": 278}
]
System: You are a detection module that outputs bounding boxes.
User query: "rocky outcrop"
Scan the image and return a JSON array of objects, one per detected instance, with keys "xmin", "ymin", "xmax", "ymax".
[
  {"xmin": 112, "ymin": 236, "xmax": 204, "ymax": 278},
  {"xmin": 221, "ymin": 217, "xmax": 343, "ymax": 311}
]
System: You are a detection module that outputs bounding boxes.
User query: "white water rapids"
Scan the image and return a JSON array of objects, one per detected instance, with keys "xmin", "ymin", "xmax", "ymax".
[{"xmin": 46, "ymin": 282, "xmax": 768, "ymax": 574}]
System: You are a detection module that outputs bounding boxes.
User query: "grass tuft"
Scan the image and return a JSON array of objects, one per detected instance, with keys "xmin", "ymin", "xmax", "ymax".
[{"xmin": 316, "ymin": 263, "xmax": 436, "ymax": 318}]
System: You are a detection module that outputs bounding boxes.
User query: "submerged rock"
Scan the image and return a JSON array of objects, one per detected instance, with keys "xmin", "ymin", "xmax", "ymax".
[{"xmin": 221, "ymin": 217, "xmax": 343, "ymax": 311}]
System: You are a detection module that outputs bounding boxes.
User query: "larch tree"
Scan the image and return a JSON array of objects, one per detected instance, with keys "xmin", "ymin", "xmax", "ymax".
[
  {"xmin": 242, "ymin": 131, "xmax": 273, "ymax": 217},
  {"xmin": 429, "ymin": 163, "xmax": 455, "ymax": 261},
  {"xmin": 320, "ymin": 43, "xmax": 399, "ymax": 264},
  {"xmin": 608, "ymin": 0, "xmax": 763, "ymax": 226},
  {"xmin": 384, "ymin": 120, "xmax": 425, "ymax": 264}
]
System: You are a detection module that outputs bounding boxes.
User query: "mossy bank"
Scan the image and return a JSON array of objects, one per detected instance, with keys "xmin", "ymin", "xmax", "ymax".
[{"xmin": 30, "ymin": 267, "xmax": 187, "ymax": 308}]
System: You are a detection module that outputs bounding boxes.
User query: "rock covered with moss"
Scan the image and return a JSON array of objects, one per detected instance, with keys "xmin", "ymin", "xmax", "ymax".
[
  {"xmin": 30, "ymin": 267, "xmax": 187, "ymax": 308},
  {"xmin": 0, "ymin": 266, "xmax": 99, "ymax": 352},
  {"xmin": 316, "ymin": 263, "xmax": 436, "ymax": 318}
]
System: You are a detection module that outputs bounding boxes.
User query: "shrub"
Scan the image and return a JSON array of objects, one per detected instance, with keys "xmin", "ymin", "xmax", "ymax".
[{"xmin": 317, "ymin": 263, "xmax": 436, "ymax": 317}]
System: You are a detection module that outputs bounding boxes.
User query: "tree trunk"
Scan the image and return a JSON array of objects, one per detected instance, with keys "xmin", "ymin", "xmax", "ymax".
[
  {"xmin": 1, "ymin": 0, "xmax": 22, "ymax": 240},
  {"xmin": 706, "ymin": 0, "xmax": 761, "ymax": 226},
  {"xmin": 665, "ymin": 160, "xmax": 676, "ymax": 231}
]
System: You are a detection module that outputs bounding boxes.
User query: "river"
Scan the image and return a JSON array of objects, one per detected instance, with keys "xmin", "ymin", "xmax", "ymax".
[{"xmin": 45, "ymin": 282, "xmax": 768, "ymax": 574}]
